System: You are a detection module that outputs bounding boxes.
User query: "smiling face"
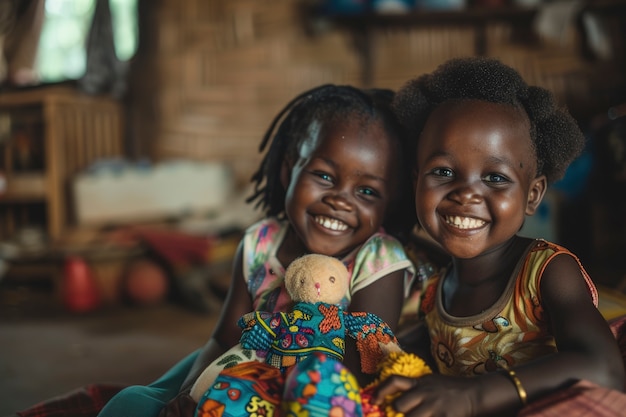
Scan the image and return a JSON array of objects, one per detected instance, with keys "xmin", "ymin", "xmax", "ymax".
[
  {"xmin": 281, "ymin": 117, "xmax": 400, "ymax": 259},
  {"xmin": 414, "ymin": 99, "xmax": 547, "ymax": 259}
]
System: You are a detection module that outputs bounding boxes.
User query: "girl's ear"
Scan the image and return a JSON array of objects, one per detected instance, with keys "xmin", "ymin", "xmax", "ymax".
[
  {"xmin": 525, "ymin": 175, "xmax": 547, "ymax": 216},
  {"xmin": 280, "ymin": 158, "xmax": 293, "ymax": 189}
]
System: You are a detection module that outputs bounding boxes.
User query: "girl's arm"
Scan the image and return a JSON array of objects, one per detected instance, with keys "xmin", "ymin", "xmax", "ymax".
[
  {"xmin": 514, "ymin": 253, "xmax": 624, "ymax": 393},
  {"xmin": 179, "ymin": 240, "xmax": 253, "ymax": 393},
  {"xmin": 475, "ymin": 253, "xmax": 624, "ymax": 414},
  {"xmin": 374, "ymin": 254, "xmax": 624, "ymax": 416},
  {"xmin": 344, "ymin": 269, "xmax": 405, "ymax": 386}
]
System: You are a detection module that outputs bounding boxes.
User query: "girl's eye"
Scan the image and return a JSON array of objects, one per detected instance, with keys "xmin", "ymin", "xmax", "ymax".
[
  {"xmin": 484, "ymin": 173, "xmax": 509, "ymax": 183},
  {"xmin": 431, "ymin": 167, "xmax": 454, "ymax": 177},
  {"xmin": 315, "ymin": 172, "xmax": 332, "ymax": 182},
  {"xmin": 358, "ymin": 187, "xmax": 380, "ymax": 198}
]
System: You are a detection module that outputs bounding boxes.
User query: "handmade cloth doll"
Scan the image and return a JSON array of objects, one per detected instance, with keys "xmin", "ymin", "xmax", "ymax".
[
  {"xmin": 191, "ymin": 253, "xmax": 399, "ymax": 409},
  {"xmin": 238, "ymin": 253, "xmax": 398, "ymax": 374}
]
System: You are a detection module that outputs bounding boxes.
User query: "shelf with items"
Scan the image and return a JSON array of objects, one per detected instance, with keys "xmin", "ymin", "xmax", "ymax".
[
  {"xmin": 300, "ymin": 4, "xmax": 540, "ymax": 85},
  {"xmin": 0, "ymin": 85, "xmax": 125, "ymax": 242}
]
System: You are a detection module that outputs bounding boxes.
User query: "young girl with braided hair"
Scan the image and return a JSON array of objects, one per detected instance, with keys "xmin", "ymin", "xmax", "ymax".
[
  {"xmin": 374, "ymin": 57, "xmax": 624, "ymax": 416},
  {"xmin": 98, "ymin": 84, "xmax": 419, "ymax": 417}
]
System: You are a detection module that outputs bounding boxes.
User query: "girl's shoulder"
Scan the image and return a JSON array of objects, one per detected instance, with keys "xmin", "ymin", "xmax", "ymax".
[
  {"xmin": 351, "ymin": 231, "xmax": 411, "ymax": 263},
  {"xmin": 523, "ymin": 238, "xmax": 598, "ymax": 307},
  {"xmin": 347, "ymin": 232, "xmax": 417, "ymax": 296},
  {"xmin": 242, "ymin": 216, "xmax": 288, "ymax": 271},
  {"xmin": 244, "ymin": 216, "xmax": 285, "ymax": 236},
  {"xmin": 525, "ymin": 238, "xmax": 585, "ymax": 272},
  {"xmin": 243, "ymin": 217, "xmax": 287, "ymax": 248},
  {"xmin": 528, "ymin": 238, "xmax": 569, "ymax": 254}
]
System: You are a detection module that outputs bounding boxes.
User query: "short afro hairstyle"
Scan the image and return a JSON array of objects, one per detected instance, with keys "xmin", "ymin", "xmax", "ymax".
[{"xmin": 393, "ymin": 56, "xmax": 586, "ymax": 184}]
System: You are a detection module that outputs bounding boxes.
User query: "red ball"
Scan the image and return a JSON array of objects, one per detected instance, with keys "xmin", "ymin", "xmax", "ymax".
[
  {"xmin": 63, "ymin": 256, "xmax": 101, "ymax": 313},
  {"xmin": 123, "ymin": 259, "xmax": 169, "ymax": 306}
]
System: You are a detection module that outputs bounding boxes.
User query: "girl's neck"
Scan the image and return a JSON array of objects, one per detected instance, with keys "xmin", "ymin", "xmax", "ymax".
[
  {"xmin": 277, "ymin": 226, "xmax": 309, "ymax": 267},
  {"xmin": 451, "ymin": 235, "xmax": 532, "ymax": 286},
  {"xmin": 443, "ymin": 235, "xmax": 534, "ymax": 317}
]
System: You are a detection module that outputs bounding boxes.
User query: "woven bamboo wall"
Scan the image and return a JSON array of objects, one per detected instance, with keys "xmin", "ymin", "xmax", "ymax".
[{"xmin": 128, "ymin": 0, "xmax": 623, "ymax": 187}]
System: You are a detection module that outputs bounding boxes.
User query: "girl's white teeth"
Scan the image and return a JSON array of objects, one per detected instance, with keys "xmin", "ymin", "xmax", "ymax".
[
  {"xmin": 315, "ymin": 216, "xmax": 348, "ymax": 231},
  {"xmin": 445, "ymin": 215, "xmax": 485, "ymax": 229}
]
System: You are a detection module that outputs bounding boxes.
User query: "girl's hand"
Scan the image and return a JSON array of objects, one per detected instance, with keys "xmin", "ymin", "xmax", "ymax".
[{"xmin": 373, "ymin": 373, "xmax": 477, "ymax": 417}]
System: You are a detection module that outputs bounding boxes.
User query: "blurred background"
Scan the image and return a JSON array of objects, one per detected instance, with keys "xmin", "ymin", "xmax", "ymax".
[{"xmin": 0, "ymin": 0, "xmax": 625, "ymax": 415}]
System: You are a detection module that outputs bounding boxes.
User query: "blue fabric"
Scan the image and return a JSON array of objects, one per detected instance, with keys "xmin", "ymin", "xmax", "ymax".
[{"xmin": 97, "ymin": 350, "xmax": 199, "ymax": 417}]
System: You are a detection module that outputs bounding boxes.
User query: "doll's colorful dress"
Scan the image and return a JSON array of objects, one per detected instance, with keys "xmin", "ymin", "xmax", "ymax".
[{"xmin": 238, "ymin": 300, "xmax": 397, "ymax": 374}]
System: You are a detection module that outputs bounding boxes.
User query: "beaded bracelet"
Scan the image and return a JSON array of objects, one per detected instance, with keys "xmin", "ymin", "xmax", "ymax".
[{"xmin": 506, "ymin": 369, "xmax": 528, "ymax": 406}]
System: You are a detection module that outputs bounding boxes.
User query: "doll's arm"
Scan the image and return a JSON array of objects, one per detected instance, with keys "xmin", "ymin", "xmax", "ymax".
[
  {"xmin": 344, "ymin": 269, "xmax": 405, "ymax": 384},
  {"xmin": 345, "ymin": 311, "xmax": 398, "ymax": 374},
  {"xmin": 238, "ymin": 311, "xmax": 275, "ymax": 351}
]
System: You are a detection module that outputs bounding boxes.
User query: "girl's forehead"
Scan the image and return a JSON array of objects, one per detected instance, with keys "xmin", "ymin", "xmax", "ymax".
[
  {"xmin": 300, "ymin": 119, "xmax": 400, "ymax": 174},
  {"xmin": 423, "ymin": 100, "xmax": 531, "ymax": 140},
  {"xmin": 303, "ymin": 117, "xmax": 391, "ymax": 152},
  {"xmin": 419, "ymin": 100, "xmax": 535, "ymax": 160}
]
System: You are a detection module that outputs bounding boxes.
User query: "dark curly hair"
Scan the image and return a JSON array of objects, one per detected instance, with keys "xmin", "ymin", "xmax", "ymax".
[
  {"xmin": 247, "ymin": 84, "xmax": 416, "ymax": 242},
  {"xmin": 393, "ymin": 57, "xmax": 585, "ymax": 184}
]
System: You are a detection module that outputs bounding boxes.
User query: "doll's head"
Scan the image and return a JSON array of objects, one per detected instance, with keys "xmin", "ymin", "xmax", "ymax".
[{"xmin": 284, "ymin": 254, "xmax": 349, "ymax": 305}]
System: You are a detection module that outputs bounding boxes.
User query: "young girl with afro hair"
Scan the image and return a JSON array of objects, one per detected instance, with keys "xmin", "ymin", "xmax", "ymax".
[{"xmin": 374, "ymin": 57, "xmax": 624, "ymax": 416}]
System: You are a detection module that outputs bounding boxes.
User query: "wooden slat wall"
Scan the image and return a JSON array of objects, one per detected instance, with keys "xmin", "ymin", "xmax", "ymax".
[{"xmin": 128, "ymin": 0, "xmax": 623, "ymax": 187}]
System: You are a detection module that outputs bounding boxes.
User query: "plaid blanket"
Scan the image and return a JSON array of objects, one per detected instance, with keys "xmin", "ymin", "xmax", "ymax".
[
  {"xmin": 519, "ymin": 380, "xmax": 626, "ymax": 417},
  {"xmin": 16, "ymin": 384, "xmax": 126, "ymax": 417}
]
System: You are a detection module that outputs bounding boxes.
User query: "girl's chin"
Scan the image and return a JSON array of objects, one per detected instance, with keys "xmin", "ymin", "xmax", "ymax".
[
  {"xmin": 440, "ymin": 242, "xmax": 484, "ymax": 259},
  {"xmin": 305, "ymin": 243, "xmax": 352, "ymax": 259}
]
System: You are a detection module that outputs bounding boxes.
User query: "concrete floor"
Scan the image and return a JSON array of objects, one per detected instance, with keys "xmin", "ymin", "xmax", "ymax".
[{"xmin": 0, "ymin": 292, "xmax": 217, "ymax": 417}]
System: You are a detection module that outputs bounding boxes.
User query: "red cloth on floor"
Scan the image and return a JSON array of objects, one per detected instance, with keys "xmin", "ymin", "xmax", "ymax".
[
  {"xmin": 16, "ymin": 384, "xmax": 126, "ymax": 417},
  {"xmin": 128, "ymin": 227, "xmax": 214, "ymax": 268}
]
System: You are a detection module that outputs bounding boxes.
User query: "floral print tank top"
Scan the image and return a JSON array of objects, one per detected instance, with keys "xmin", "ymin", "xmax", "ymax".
[{"xmin": 420, "ymin": 239, "xmax": 598, "ymax": 376}]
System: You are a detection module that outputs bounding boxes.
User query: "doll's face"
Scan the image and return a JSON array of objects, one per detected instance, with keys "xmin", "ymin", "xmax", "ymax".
[{"xmin": 285, "ymin": 254, "xmax": 349, "ymax": 305}]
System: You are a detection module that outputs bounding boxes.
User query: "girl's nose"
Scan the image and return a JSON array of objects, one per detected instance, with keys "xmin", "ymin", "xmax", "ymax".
[
  {"xmin": 323, "ymin": 193, "xmax": 354, "ymax": 211},
  {"xmin": 448, "ymin": 184, "xmax": 482, "ymax": 205}
]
